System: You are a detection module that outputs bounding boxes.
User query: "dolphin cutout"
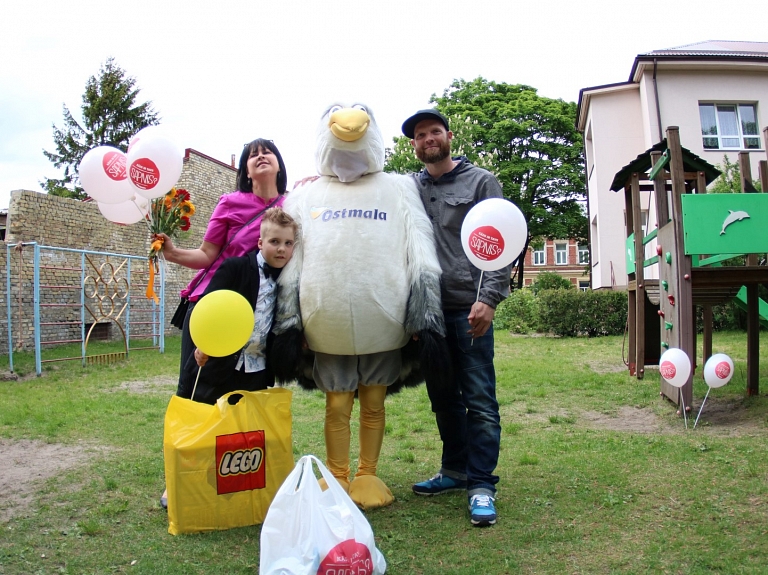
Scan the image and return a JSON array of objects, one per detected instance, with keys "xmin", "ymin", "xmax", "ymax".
[{"xmin": 720, "ymin": 210, "xmax": 750, "ymax": 235}]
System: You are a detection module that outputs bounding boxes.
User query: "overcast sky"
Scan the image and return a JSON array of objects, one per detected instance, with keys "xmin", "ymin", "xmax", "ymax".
[{"xmin": 2, "ymin": 0, "xmax": 767, "ymax": 210}]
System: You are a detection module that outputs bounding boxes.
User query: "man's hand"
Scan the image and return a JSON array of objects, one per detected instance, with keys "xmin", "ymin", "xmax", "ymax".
[
  {"xmin": 467, "ymin": 301, "xmax": 495, "ymax": 339},
  {"xmin": 194, "ymin": 347, "xmax": 209, "ymax": 367}
]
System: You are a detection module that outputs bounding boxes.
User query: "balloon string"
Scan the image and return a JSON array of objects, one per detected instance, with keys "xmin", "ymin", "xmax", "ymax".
[
  {"xmin": 136, "ymin": 198, "xmax": 153, "ymax": 233},
  {"xmin": 694, "ymin": 387, "xmax": 711, "ymax": 429},
  {"xmin": 190, "ymin": 366, "xmax": 202, "ymax": 402},
  {"xmin": 680, "ymin": 388, "xmax": 688, "ymax": 429},
  {"xmin": 471, "ymin": 271, "xmax": 484, "ymax": 347}
]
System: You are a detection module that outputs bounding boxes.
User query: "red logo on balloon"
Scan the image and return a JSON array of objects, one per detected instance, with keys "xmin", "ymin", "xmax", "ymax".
[
  {"xmin": 129, "ymin": 158, "xmax": 160, "ymax": 190},
  {"xmin": 714, "ymin": 361, "xmax": 730, "ymax": 380},
  {"xmin": 317, "ymin": 540, "xmax": 373, "ymax": 574},
  {"xmin": 468, "ymin": 226, "xmax": 505, "ymax": 261},
  {"xmin": 102, "ymin": 151, "xmax": 127, "ymax": 181},
  {"xmin": 660, "ymin": 361, "xmax": 676, "ymax": 380}
]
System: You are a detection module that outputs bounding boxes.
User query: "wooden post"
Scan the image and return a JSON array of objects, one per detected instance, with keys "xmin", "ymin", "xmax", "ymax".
[
  {"xmin": 631, "ymin": 173, "xmax": 645, "ymax": 379},
  {"xmin": 747, "ymin": 284, "xmax": 759, "ymax": 396},
  {"xmin": 625, "ymin": 183, "xmax": 637, "ymax": 376},
  {"xmin": 696, "ymin": 171, "xmax": 707, "ymax": 194},
  {"xmin": 651, "ymin": 151, "xmax": 670, "ymax": 225},
  {"xmin": 702, "ymin": 305, "xmax": 713, "ymax": 368},
  {"xmin": 666, "ymin": 127, "xmax": 694, "ymax": 410},
  {"xmin": 759, "ymin": 160, "xmax": 768, "ymax": 193},
  {"xmin": 739, "ymin": 153, "xmax": 758, "ymax": 267},
  {"xmin": 650, "ymin": 150, "xmax": 669, "ymax": 375}
]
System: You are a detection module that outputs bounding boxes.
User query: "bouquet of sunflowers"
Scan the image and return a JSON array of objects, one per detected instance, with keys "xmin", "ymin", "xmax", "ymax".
[{"xmin": 146, "ymin": 188, "xmax": 195, "ymax": 302}]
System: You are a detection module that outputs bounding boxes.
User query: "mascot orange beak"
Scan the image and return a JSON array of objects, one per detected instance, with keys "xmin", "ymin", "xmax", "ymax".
[{"xmin": 328, "ymin": 108, "xmax": 370, "ymax": 142}]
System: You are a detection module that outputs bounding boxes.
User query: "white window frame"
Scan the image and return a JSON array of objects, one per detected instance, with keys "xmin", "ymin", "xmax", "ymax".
[
  {"xmin": 699, "ymin": 103, "xmax": 761, "ymax": 151},
  {"xmin": 578, "ymin": 280, "xmax": 590, "ymax": 292},
  {"xmin": 577, "ymin": 244, "xmax": 589, "ymax": 265},
  {"xmin": 533, "ymin": 246, "xmax": 546, "ymax": 266},
  {"xmin": 555, "ymin": 242, "xmax": 568, "ymax": 265}
]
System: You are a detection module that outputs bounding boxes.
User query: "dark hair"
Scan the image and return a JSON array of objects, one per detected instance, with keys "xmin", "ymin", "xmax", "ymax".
[{"xmin": 236, "ymin": 138, "xmax": 287, "ymax": 194}]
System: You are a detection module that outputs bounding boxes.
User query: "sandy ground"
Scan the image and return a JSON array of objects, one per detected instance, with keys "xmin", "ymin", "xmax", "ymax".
[{"xmin": 0, "ymin": 375, "xmax": 175, "ymax": 523}]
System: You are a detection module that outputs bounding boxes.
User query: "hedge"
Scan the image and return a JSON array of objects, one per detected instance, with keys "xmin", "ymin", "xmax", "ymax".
[{"xmin": 495, "ymin": 288, "xmax": 628, "ymax": 337}]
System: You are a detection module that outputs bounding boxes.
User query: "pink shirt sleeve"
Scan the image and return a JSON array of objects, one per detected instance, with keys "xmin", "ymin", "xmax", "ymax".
[{"xmin": 181, "ymin": 192, "xmax": 286, "ymax": 300}]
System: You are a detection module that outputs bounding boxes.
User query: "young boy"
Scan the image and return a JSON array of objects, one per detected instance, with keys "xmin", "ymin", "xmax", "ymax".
[{"xmin": 185, "ymin": 207, "xmax": 298, "ymax": 404}]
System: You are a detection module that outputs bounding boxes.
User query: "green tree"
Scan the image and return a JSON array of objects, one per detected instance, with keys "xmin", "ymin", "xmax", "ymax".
[
  {"xmin": 384, "ymin": 77, "xmax": 587, "ymax": 288},
  {"xmin": 42, "ymin": 57, "xmax": 160, "ymax": 200},
  {"xmin": 709, "ymin": 154, "xmax": 762, "ymax": 193},
  {"xmin": 531, "ymin": 271, "xmax": 574, "ymax": 295}
]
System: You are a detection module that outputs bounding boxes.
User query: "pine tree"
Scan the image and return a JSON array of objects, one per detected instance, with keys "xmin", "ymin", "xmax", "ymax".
[{"xmin": 42, "ymin": 57, "xmax": 160, "ymax": 200}]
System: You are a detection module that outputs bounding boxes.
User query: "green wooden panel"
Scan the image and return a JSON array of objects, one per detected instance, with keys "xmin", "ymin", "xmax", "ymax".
[
  {"xmin": 681, "ymin": 194, "xmax": 768, "ymax": 255},
  {"xmin": 626, "ymin": 233, "xmax": 635, "ymax": 274}
]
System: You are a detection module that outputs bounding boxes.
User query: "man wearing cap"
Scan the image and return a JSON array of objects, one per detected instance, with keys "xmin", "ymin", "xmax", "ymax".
[{"xmin": 401, "ymin": 109, "xmax": 509, "ymax": 527}]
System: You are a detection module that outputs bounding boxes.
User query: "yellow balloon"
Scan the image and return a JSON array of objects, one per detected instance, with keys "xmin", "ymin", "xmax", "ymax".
[{"xmin": 189, "ymin": 290, "xmax": 254, "ymax": 357}]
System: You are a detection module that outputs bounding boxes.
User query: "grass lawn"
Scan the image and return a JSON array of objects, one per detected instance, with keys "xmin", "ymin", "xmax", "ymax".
[{"xmin": 1, "ymin": 331, "xmax": 767, "ymax": 574}]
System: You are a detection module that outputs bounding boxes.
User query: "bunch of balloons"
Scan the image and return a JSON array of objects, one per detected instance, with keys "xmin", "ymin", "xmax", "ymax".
[
  {"xmin": 659, "ymin": 347, "xmax": 736, "ymax": 429},
  {"xmin": 78, "ymin": 127, "xmax": 183, "ymax": 225}
]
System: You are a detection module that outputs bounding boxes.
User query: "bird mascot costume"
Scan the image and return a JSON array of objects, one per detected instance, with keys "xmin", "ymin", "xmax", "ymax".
[{"xmin": 272, "ymin": 103, "xmax": 448, "ymax": 509}]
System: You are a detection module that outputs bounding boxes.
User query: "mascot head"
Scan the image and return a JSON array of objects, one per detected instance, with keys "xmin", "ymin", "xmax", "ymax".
[{"xmin": 315, "ymin": 103, "xmax": 385, "ymax": 183}]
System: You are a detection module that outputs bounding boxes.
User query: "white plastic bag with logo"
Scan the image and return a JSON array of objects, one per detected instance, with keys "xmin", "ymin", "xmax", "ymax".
[{"xmin": 259, "ymin": 455, "xmax": 386, "ymax": 575}]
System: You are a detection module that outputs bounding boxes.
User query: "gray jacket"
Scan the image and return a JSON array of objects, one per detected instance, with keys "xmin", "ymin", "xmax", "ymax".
[{"xmin": 413, "ymin": 157, "xmax": 511, "ymax": 310}]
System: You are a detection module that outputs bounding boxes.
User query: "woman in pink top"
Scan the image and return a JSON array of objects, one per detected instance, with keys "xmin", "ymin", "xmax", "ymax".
[
  {"xmin": 157, "ymin": 138, "xmax": 287, "ymax": 510},
  {"xmin": 158, "ymin": 138, "xmax": 287, "ymax": 399}
]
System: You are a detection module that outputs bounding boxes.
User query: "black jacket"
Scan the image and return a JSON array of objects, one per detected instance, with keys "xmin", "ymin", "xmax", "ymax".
[{"xmin": 181, "ymin": 251, "xmax": 277, "ymax": 404}]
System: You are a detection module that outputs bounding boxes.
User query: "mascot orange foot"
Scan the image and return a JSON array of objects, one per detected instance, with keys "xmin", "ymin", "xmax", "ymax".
[{"xmin": 321, "ymin": 386, "xmax": 394, "ymax": 509}]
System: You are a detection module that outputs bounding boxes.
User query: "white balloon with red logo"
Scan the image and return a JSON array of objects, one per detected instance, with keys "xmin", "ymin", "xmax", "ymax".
[
  {"xmin": 78, "ymin": 146, "xmax": 135, "ymax": 204},
  {"xmin": 659, "ymin": 347, "xmax": 691, "ymax": 387},
  {"xmin": 460, "ymin": 198, "xmax": 527, "ymax": 272},
  {"xmin": 127, "ymin": 134, "xmax": 183, "ymax": 200},
  {"xmin": 97, "ymin": 194, "xmax": 150, "ymax": 225},
  {"xmin": 128, "ymin": 126, "xmax": 160, "ymax": 153},
  {"xmin": 703, "ymin": 353, "xmax": 734, "ymax": 389}
]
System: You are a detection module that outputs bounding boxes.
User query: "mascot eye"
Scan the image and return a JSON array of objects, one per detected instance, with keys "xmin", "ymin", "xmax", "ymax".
[
  {"xmin": 352, "ymin": 105, "xmax": 367, "ymax": 113},
  {"xmin": 329, "ymin": 105, "xmax": 343, "ymax": 115}
]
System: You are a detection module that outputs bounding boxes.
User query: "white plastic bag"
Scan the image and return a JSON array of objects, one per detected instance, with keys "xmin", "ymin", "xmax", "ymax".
[{"xmin": 259, "ymin": 455, "xmax": 387, "ymax": 575}]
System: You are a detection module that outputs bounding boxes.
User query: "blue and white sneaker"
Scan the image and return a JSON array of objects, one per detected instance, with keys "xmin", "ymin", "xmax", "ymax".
[
  {"xmin": 412, "ymin": 473, "xmax": 467, "ymax": 496},
  {"xmin": 469, "ymin": 494, "xmax": 497, "ymax": 526}
]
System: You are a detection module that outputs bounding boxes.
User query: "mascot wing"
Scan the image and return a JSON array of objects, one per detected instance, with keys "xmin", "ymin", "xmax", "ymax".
[
  {"xmin": 271, "ymin": 188, "xmax": 308, "ymax": 383},
  {"xmin": 399, "ymin": 174, "xmax": 444, "ymax": 337}
]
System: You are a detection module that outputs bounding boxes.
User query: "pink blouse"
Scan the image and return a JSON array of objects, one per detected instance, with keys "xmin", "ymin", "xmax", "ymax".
[{"xmin": 181, "ymin": 191, "xmax": 285, "ymax": 300}]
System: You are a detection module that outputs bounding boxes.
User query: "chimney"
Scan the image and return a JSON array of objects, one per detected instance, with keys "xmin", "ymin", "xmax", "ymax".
[{"xmin": 231, "ymin": 154, "xmax": 236, "ymax": 168}]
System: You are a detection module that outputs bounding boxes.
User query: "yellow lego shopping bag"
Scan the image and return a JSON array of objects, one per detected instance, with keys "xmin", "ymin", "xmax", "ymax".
[{"xmin": 163, "ymin": 388, "xmax": 293, "ymax": 535}]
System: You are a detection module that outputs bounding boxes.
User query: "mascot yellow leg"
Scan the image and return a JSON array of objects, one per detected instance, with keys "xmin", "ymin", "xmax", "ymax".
[
  {"xmin": 349, "ymin": 384, "xmax": 394, "ymax": 509},
  {"xmin": 322, "ymin": 391, "xmax": 355, "ymax": 492}
]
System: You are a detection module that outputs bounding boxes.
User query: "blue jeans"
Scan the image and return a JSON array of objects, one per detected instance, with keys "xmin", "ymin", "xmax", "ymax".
[{"xmin": 430, "ymin": 309, "xmax": 501, "ymax": 496}]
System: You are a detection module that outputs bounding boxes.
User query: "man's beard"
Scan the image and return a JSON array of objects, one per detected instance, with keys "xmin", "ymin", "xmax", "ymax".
[{"xmin": 416, "ymin": 140, "xmax": 451, "ymax": 164}]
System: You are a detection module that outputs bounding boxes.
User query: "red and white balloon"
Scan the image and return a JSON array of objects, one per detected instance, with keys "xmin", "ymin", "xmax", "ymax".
[
  {"xmin": 78, "ymin": 146, "xmax": 135, "ymax": 204},
  {"xmin": 97, "ymin": 195, "xmax": 150, "ymax": 225},
  {"xmin": 460, "ymin": 198, "xmax": 527, "ymax": 272},
  {"xmin": 659, "ymin": 347, "xmax": 691, "ymax": 387},
  {"xmin": 127, "ymin": 134, "xmax": 183, "ymax": 199},
  {"xmin": 703, "ymin": 353, "xmax": 734, "ymax": 389}
]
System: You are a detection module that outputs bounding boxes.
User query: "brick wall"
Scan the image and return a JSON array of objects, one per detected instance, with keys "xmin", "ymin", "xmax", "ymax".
[
  {"xmin": 1, "ymin": 149, "xmax": 236, "ymax": 352},
  {"xmin": 519, "ymin": 238, "xmax": 590, "ymax": 289}
]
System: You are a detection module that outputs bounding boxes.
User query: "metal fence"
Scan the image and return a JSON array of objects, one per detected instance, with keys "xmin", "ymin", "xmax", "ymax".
[{"xmin": 5, "ymin": 242, "xmax": 164, "ymax": 375}]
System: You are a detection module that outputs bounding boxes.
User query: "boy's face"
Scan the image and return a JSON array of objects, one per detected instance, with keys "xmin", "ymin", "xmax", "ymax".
[{"xmin": 258, "ymin": 224, "xmax": 296, "ymax": 269}]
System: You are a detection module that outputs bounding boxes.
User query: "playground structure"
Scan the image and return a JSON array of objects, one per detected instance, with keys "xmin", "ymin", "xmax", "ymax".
[
  {"xmin": 5, "ymin": 242, "xmax": 165, "ymax": 375},
  {"xmin": 615, "ymin": 126, "xmax": 768, "ymax": 408}
]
